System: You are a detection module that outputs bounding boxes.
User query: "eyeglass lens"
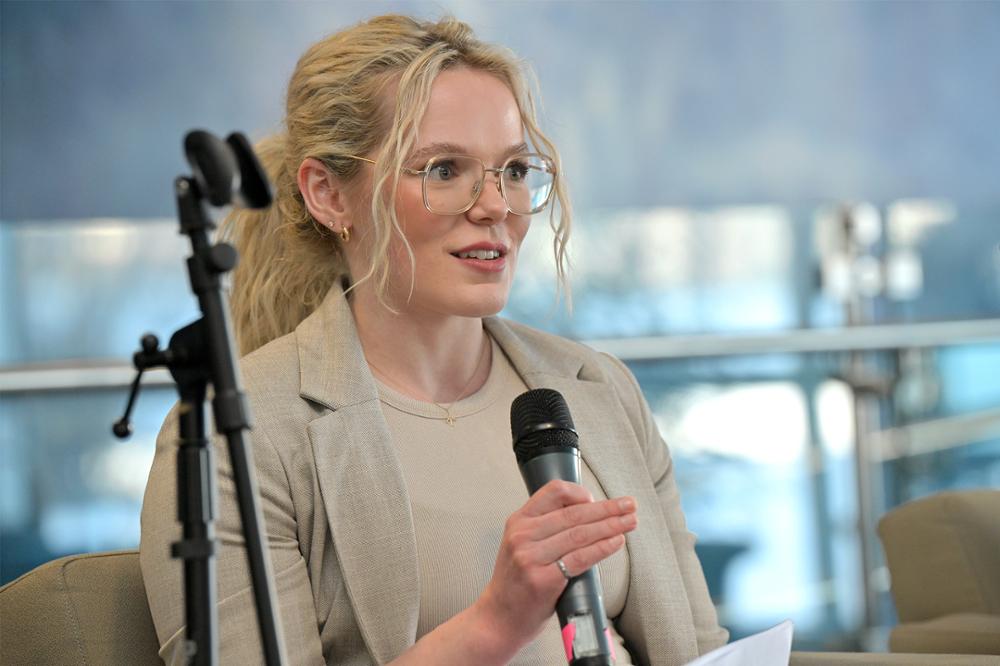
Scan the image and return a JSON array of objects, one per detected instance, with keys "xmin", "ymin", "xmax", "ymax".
[{"xmin": 423, "ymin": 154, "xmax": 554, "ymax": 215}]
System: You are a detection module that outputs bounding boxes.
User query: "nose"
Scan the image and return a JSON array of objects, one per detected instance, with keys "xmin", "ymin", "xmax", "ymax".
[{"xmin": 466, "ymin": 169, "xmax": 508, "ymax": 225}]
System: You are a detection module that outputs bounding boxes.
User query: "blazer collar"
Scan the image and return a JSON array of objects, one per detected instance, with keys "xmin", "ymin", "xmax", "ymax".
[
  {"xmin": 294, "ymin": 284, "xmax": 591, "ymax": 411},
  {"xmin": 296, "ymin": 283, "xmax": 380, "ymax": 411}
]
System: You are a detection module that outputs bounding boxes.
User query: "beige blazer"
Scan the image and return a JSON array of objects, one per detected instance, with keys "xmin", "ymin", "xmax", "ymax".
[{"xmin": 140, "ymin": 286, "xmax": 728, "ymax": 666}]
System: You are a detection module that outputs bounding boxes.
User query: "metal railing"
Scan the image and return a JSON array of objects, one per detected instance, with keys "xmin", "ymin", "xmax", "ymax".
[{"xmin": 3, "ymin": 318, "xmax": 997, "ymax": 392}]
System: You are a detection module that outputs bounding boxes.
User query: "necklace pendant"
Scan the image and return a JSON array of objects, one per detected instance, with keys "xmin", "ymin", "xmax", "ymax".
[{"xmin": 445, "ymin": 415, "xmax": 456, "ymax": 426}]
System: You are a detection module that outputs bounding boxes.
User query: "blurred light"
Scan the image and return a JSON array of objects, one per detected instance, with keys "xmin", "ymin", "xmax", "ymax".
[
  {"xmin": 39, "ymin": 500, "xmax": 140, "ymax": 553},
  {"xmin": 657, "ymin": 382, "xmax": 808, "ymax": 464},
  {"xmin": 80, "ymin": 438, "xmax": 156, "ymax": 499},
  {"xmin": 887, "ymin": 199, "xmax": 956, "ymax": 247},
  {"xmin": 822, "ymin": 255, "xmax": 853, "ymax": 302},
  {"xmin": 852, "ymin": 255, "xmax": 883, "ymax": 298},
  {"xmin": 816, "ymin": 380, "xmax": 854, "ymax": 457},
  {"xmin": 18, "ymin": 218, "xmax": 187, "ymax": 267},
  {"xmin": 849, "ymin": 203, "xmax": 882, "ymax": 248},
  {"xmin": 884, "ymin": 249, "xmax": 924, "ymax": 300}
]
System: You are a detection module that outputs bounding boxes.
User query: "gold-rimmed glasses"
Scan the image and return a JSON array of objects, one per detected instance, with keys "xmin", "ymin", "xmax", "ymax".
[{"xmin": 346, "ymin": 152, "xmax": 556, "ymax": 216}]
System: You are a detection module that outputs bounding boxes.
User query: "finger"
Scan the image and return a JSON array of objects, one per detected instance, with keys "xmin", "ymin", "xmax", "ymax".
[
  {"xmin": 557, "ymin": 534, "xmax": 628, "ymax": 578},
  {"xmin": 537, "ymin": 510, "xmax": 637, "ymax": 563},
  {"xmin": 520, "ymin": 479, "xmax": 594, "ymax": 517},
  {"xmin": 529, "ymin": 496, "xmax": 636, "ymax": 542}
]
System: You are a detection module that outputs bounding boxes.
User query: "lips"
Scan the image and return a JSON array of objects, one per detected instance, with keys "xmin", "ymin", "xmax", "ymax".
[
  {"xmin": 450, "ymin": 242, "xmax": 508, "ymax": 260},
  {"xmin": 450, "ymin": 242, "xmax": 510, "ymax": 273}
]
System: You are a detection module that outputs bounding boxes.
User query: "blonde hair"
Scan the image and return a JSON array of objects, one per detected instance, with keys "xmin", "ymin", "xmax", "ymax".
[{"xmin": 223, "ymin": 14, "xmax": 571, "ymax": 356}]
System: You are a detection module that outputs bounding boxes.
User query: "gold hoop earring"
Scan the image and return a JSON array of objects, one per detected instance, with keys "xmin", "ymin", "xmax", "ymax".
[{"xmin": 339, "ymin": 226, "xmax": 351, "ymax": 243}]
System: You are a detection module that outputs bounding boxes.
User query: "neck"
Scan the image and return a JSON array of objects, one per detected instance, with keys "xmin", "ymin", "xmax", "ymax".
[{"xmin": 350, "ymin": 289, "xmax": 491, "ymax": 404}]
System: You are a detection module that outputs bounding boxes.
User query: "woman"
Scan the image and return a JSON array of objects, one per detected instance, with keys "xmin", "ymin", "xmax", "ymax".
[{"xmin": 140, "ymin": 14, "xmax": 727, "ymax": 666}]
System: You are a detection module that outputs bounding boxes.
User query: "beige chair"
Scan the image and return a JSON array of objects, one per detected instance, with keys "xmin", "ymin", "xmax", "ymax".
[
  {"xmin": 878, "ymin": 489, "xmax": 1000, "ymax": 656},
  {"xmin": 0, "ymin": 549, "xmax": 161, "ymax": 665},
  {"xmin": 3, "ymin": 548, "xmax": 996, "ymax": 665}
]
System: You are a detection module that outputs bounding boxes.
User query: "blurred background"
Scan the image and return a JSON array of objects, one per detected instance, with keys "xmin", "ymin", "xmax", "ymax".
[{"xmin": 2, "ymin": 0, "xmax": 998, "ymax": 655}]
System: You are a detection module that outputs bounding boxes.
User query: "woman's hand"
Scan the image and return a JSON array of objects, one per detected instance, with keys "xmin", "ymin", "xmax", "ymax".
[{"xmin": 475, "ymin": 480, "xmax": 638, "ymax": 653}]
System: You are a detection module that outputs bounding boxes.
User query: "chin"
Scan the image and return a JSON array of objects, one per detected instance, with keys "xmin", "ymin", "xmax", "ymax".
[{"xmin": 449, "ymin": 286, "xmax": 510, "ymax": 318}]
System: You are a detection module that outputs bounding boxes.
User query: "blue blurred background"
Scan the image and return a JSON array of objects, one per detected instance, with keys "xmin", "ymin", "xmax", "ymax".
[{"xmin": 2, "ymin": 0, "xmax": 998, "ymax": 654}]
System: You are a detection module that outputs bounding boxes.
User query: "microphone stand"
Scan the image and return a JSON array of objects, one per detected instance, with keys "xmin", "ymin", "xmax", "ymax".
[{"xmin": 115, "ymin": 130, "xmax": 287, "ymax": 665}]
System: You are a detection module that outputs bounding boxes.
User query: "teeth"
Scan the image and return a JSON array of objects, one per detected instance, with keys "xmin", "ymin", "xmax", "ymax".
[{"xmin": 457, "ymin": 249, "xmax": 500, "ymax": 260}]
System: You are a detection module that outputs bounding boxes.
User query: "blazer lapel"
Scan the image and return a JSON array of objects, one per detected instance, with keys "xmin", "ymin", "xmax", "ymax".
[
  {"xmin": 296, "ymin": 286, "xmax": 420, "ymax": 664},
  {"xmin": 308, "ymin": 406, "xmax": 419, "ymax": 664}
]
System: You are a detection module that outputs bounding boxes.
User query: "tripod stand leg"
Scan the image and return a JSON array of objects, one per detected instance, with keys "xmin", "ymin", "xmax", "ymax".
[{"xmin": 171, "ymin": 395, "xmax": 219, "ymax": 666}]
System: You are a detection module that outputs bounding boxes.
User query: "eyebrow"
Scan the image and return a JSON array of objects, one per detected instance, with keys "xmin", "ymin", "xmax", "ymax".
[{"xmin": 407, "ymin": 141, "xmax": 530, "ymax": 166}]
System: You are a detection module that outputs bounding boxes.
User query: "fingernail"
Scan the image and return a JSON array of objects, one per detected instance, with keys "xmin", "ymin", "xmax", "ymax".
[
  {"xmin": 618, "ymin": 498, "xmax": 635, "ymax": 511},
  {"xmin": 620, "ymin": 513, "xmax": 637, "ymax": 527}
]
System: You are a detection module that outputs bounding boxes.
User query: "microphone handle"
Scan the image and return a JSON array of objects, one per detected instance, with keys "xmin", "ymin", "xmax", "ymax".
[
  {"xmin": 518, "ymin": 449, "xmax": 582, "ymax": 492},
  {"xmin": 518, "ymin": 450, "xmax": 615, "ymax": 666},
  {"xmin": 557, "ymin": 568, "xmax": 615, "ymax": 666}
]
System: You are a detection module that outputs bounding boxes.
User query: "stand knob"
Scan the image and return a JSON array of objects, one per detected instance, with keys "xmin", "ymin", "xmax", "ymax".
[
  {"xmin": 209, "ymin": 243, "xmax": 238, "ymax": 273},
  {"xmin": 112, "ymin": 419, "xmax": 133, "ymax": 439},
  {"xmin": 142, "ymin": 333, "xmax": 160, "ymax": 353}
]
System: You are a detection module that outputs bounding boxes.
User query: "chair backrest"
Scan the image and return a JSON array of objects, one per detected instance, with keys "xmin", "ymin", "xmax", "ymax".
[
  {"xmin": 0, "ymin": 549, "xmax": 161, "ymax": 665},
  {"xmin": 877, "ymin": 489, "xmax": 1000, "ymax": 623}
]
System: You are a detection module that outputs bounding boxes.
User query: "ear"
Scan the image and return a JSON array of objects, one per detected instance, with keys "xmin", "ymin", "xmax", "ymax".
[{"xmin": 297, "ymin": 157, "xmax": 353, "ymax": 233}]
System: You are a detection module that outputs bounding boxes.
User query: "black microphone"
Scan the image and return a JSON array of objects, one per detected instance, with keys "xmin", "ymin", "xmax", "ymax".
[{"xmin": 510, "ymin": 388, "xmax": 615, "ymax": 666}]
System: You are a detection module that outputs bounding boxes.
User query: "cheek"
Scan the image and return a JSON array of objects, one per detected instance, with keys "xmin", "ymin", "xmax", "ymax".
[
  {"xmin": 385, "ymin": 188, "xmax": 426, "ymax": 273},
  {"xmin": 510, "ymin": 218, "xmax": 531, "ymax": 249},
  {"xmin": 394, "ymin": 180, "xmax": 426, "ymax": 223},
  {"xmin": 505, "ymin": 220, "xmax": 531, "ymax": 278}
]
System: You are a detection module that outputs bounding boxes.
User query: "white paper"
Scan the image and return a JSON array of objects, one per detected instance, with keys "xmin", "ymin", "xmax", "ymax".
[{"xmin": 684, "ymin": 620, "xmax": 794, "ymax": 666}]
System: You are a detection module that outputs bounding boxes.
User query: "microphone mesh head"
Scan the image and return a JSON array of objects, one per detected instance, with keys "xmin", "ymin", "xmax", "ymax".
[{"xmin": 510, "ymin": 388, "xmax": 578, "ymax": 463}]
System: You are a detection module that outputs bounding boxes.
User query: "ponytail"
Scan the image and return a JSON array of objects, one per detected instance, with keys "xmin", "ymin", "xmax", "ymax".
[{"xmin": 221, "ymin": 133, "xmax": 349, "ymax": 356}]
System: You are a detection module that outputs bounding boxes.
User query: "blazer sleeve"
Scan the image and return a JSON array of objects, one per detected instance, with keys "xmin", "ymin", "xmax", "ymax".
[
  {"xmin": 139, "ymin": 404, "xmax": 325, "ymax": 665},
  {"xmin": 603, "ymin": 353, "xmax": 730, "ymax": 655}
]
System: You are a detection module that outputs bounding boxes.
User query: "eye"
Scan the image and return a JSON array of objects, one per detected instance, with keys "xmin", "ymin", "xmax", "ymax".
[
  {"xmin": 427, "ymin": 159, "xmax": 458, "ymax": 181},
  {"xmin": 504, "ymin": 159, "xmax": 531, "ymax": 182}
]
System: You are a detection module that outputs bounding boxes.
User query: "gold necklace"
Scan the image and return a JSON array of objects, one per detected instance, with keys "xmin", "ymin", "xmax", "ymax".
[
  {"xmin": 368, "ymin": 335, "xmax": 490, "ymax": 427},
  {"xmin": 430, "ymin": 338, "xmax": 490, "ymax": 426}
]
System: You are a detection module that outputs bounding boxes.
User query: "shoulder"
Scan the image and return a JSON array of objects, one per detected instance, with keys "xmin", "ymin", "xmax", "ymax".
[
  {"xmin": 488, "ymin": 316, "xmax": 638, "ymax": 388},
  {"xmin": 491, "ymin": 317, "xmax": 662, "ymax": 471},
  {"xmin": 487, "ymin": 317, "xmax": 647, "ymax": 434},
  {"xmin": 237, "ymin": 330, "xmax": 321, "ymax": 459},
  {"xmin": 239, "ymin": 330, "xmax": 301, "ymax": 401},
  {"xmin": 488, "ymin": 316, "xmax": 595, "ymax": 360}
]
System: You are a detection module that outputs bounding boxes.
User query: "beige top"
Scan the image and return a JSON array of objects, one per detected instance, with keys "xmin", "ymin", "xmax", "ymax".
[{"xmin": 376, "ymin": 337, "xmax": 634, "ymax": 665}]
